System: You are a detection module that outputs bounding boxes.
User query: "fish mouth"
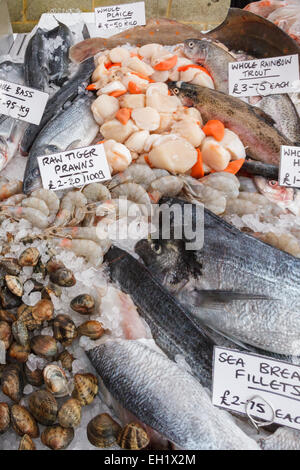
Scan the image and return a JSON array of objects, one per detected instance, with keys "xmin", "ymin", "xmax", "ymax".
[{"xmin": 22, "ymin": 174, "xmax": 42, "ymax": 195}]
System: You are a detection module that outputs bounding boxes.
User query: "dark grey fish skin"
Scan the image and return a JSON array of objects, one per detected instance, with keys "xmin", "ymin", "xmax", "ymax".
[
  {"xmin": 168, "ymin": 81, "xmax": 296, "ymax": 165},
  {"xmin": 24, "ymin": 22, "xmax": 73, "ymax": 91},
  {"xmin": 258, "ymin": 94, "xmax": 300, "ymax": 144},
  {"xmin": 22, "ymin": 92, "xmax": 98, "ymax": 194},
  {"xmin": 88, "ymin": 340, "xmax": 259, "ymax": 450},
  {"xmin": 20, "ymin": 57, "xmax": 94, "ymax": 155},
  {"xmin": 242, "ymin": 159, "xmax": 278, "ymax": 180},
  {"xmin": 135, "ymin": 197, "xmax": 300, "ymax": 356},
  {"xmin": 183, "ymin": 38, "xmax": 236, "ymax": 93},
  {"xmin": 104, "ymin": 245, "xmax": 214, "ymax": 389}
]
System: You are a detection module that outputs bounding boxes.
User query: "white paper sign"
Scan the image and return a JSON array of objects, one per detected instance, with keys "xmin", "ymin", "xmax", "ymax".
[
  {"xmin": 95, "ymin": 2, "xmax": 145, "ymax": 32},
  {"xmin": 228, "ymin": 54, "xmax": 299, "ymax": 97},
  {"xmin": 212, "ymin": 347, "xmax": 300, "ymax": 430},
  {"xmin": 279, "ymin": 145, "xmax": 300, "ymax": 188},
  {"xmin": 38, "ymin": 144, "xmax": 111, "ymax": 191},
  {"xmin": 0, "ymin": 80, "xmax": 49, "ymax": 125}
]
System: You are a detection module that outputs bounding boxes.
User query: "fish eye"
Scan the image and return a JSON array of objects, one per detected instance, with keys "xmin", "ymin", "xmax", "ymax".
[
  {"xmin": 172, "ymin": 87, "xmax": 179, "ymax": 95},
  {"xmin": 188, "ymin": 41, "xmax": 194, "ymax": 49},
  {"xmin": 269, "ymin": 180, "xmax": 278, "ymax": 187},
  {"xmin": 151, "ymin": 242, "xmax": 162, "ymax": 254},
  {"xmin": 33, "ymin": 168, "xmax": 40, "ymax": 177}
]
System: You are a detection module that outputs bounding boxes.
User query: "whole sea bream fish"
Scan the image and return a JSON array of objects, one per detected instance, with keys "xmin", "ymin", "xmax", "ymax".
[
  {"xmin": 88, "ymin": 339, "xmax": 259, "ymax": 450},
  {"xmin": 22, "ymin": 92, "xmax": 98, "ymax": 194},
  {"xmin": 135, "ymin": 198, "xmax": 300, "ymax": 356},
  {"xmin": 169, "ymin": 81, "xmax": 297, "ymax": 165}
]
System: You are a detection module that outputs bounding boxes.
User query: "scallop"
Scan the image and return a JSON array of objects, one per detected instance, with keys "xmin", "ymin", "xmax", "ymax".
[
  {"xmin": 87, "ymin": 413, "xmax": 121, "ymax": 448},
  {"xmin": 109, "ymin": 46, "xmax": 130, "ymax": 63},
  {"xmin": 8, "ymin": 342, "xmax": 30, "ymax": 363},
  {"xmin": 12, "ymin": 319, "xmax": 29, "ymax": 347},
  {"xmin": 41, "ymin": 424, "xmax": 74, "ymax": 450},
  {"xmin": 201, "ymin": 137, "xmax": 231, "ymax": 171},
  {"xmin": 103, "ymin": 140, "xmax": 132, "ymax": 173},
  {"xmin": 119, "ymin": 93, "xmax": 145, "ymax": 109},
  {"xmin": 24, "ymin": 363, "xmax": 44, "ymax": 387},
  {"xmin": 70, "ymin": 294, "xmax": 95, "ymax": 315},
  {"xmin": 43, "ymin": 364, "xmax": 69, "ymax": 397},
  {"xmin": 30, "ymin": 335, "xmax": 58, "ymax": 359},
  {"xmin": 5, "ymin": 275, "xmax": 23, "ymax": 297},
  {"xmin": 139, "ymin": 43, "xmax": 164, "ymax": 59},
  {"xmin": 11, "ymin": 404, "xmax": 39, "ymax": 438},
  {"xmin": 146, "ymin": 82, "xmax": 169, "ymax": 97},
  {"xmin": 18, "ymin": 247, "xmax": 40, "ymax": 267},
  {"xmin": 18, "ymin": 434, "xmax": 36, "ymax": 450},
  {"xmin": 171, "ymin": 118, "xmax": 205, "ymax": 147},
  {"xmin": 0, "ymin": 320, "xmax": 12, "ymax": 349},
  {"xmin": 58, "ymin": 350, "xmax": 74, "ymax": 372},
  {"xmin": 131, "ymin": 107, "xmax": 160, "ymax": 131},
  {"xmin": 117, "ymin": 422, "xmax": 150, "ymax": 450},
  {"xmin": 123, "ymin": 56, "xmax": 154, "ymax": 76},
  {"xmin": 148, "ymin": 137, "xmax": 197, "ymax": 173},
  {"xmin": 1, "ymin": 363, "xmax": 24, "ymax": 402},
  {"xmin": 72, "ymin": 373, "xmax": 98, "ymax": 406},
  {"xmin": 91, "ymin": 94, "xmax": 119, "ymax": 125},
  {"xmin": 100, "ymin": 118, "xmax": 137, "ymax": 144},
  {"xmin": 0, "ymin": 402, "xmax": 10, "ymax": 434},
  {"xmin": 49, "ymin": 267, "xmax": 76, "ymax": 287},
  {"xmin": 58, "ymin": 398, "xmax": 81, "ymax": 428},
  {"xmin": 125, "ymin": 130, "xmax": 149, "ymax": 153},
  {"xmin": 218, "ymin": 129, "xmax": 246, "ymax": 160},
  {"xmin": 146, "ymin": 93, "xmax": 180, "ymax": 113},
  {"xmin": 32, "ymin": 299, "xmax": 54, "ymax": 323},
  {"xmin": 28, "ymin": 390, "xmax": 58, "ymax": 426},
  {"xmin": 77, "ymin": 320, "xmax": 104, "ymax": 340},
  {"xmin": 53, "ymin": 314, "xmax": 77, "ymax": 347}
]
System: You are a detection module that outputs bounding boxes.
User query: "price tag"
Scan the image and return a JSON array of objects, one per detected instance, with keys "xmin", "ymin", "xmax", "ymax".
[
  {"xmin": 0, "ymin": 79, "xmax": 48, "ymax": 125},
  {"xmin": 38, "ymin": 143, "xmax": 111, "ymax": 191},
  {"xmin": 95, "ymin": 1, "xmax": 146, "ymax": 32},
  {"xmin": 212, "ymin": 347, "xmax": 300, "ymax": 431},
  {"xmin": 279, "ymin": 145, "xmax": 300, "ymax": 188},
  {"xmin": 228, "ymin": 54, "xmax": 299, "ymax": 97}
]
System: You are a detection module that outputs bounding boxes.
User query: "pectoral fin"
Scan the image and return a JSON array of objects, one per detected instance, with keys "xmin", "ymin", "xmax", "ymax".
[{"xmin": 183, "ymin": 289, "xmax": 274, "ymax": 309}]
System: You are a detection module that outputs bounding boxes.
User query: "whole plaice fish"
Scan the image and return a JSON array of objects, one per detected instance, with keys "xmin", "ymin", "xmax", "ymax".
[
  {"xmin": 135, "ymin": 197, "xmax": 300, "ymax": 356},
  {"xmin": 183, "ymin": 38, "xmax": 236, "ymax": 93},
  {"xmin": 24, "ymin": 22, "xmax": 73, "ymax": 91},
  {"xmin": 88, "ymin": 339, "xmax": 259, "ymax": 450},
  {"xmin": 20, "ymin": 57, "xmax": 94, "ymax": 155},
  {"xmin": 22, "ymin": 93, "xmax": 98, "ymax": 194},
  {"xmin": 104, "ymin": 245, "xmax": 214, "ymax": 389},
  {"xmin": 254, "ymin": 176, "xmax": 300, "ymax": 215},
  {"xmin": 169, "ymin": 81, "xmax": 297, "ymax": 165}
]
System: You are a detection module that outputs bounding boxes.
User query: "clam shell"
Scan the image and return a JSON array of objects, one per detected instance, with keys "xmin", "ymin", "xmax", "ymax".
[
  {"xmin": 17, "ymin": 305, "xmax": 41, "ymax": 331},
  {"xmin": 1, "ymin": 363, "xmax": 24, "ymax": 402},
  {"xmin": 0, "ymin": 402, "xmax": 10, "ymax": 434},
  {"xmin": 117, "ymin": 422, "xmax": 150, "ymax": 450},
  {"xmin": 43, "ymin": 364, "xmax": 69, "ymax": 397},
  {"xmin": 58, "ymin": 350, "xmax": 74, "ymax": 372},
  {"xmin": 53, "ymin": 314, "xmax": 77, "ymax": 347},
  {"xmin": 18, "ymin": 434, "xmax": 36, "ymax": 450},
  {"xmin": 72, "ymin": 373, "xmax": 98, "ymax": 406},
  {"xmin": 18, "ymin": 247, "xmax": 40, "ymax": 267},
  {"xmin": 70, "ymin": 294, "xmax": 95, "ymax": 315},
  {"xmin": 50, "ymin": 268, "xmax": 76, "ymax": 287},
  {"xmin": 12, "ymin": 319, "xmax": 29, "ymax": 347},
  {"xmin": 41, "ymin": 283, "xmax": 62, "ymax": 300},
  {"xmin": 41, "ymin": 424, "xmax": 74, "ymax": 450},
  {"xmin": 0, "ymin": 320, "xmax": 12, "ymax": 349},
  {"xmin": 5, "ymin": 275, "xmax": 23, "ymax": 297},
  {"xmin": 87, "ymin": 413, "xmax": 121, "ymax": 448},
  {"xmin": 46, "ymin": 259, "xmax": 64, "ymax": 274},
  {"xmin": 0, "ymin": 309, "xmax": 17, "ymax": 323},
  {"xmin": 0, "ymin": 287, "xmax": 22, "ymax": 309},
  {"xmin": 28, "ymin": 390, "xmax": 58, "ymax": 426},
  {"xmin": 77, "ymin": 320, "xmax": 104, "ymax": 340},
  {"xmin": 24, "ymin": 363, "xmax": 44, "ymax": 387},
  {"xmin": 0, "ymin": 258, "xmax": 21, "ymax": 275},
  {"xmin": 32, "ymin": 299, "xmax": 54, "ymax": 323},
  {"xmin": 8, "ymin": 341, "xmax": 30, "ymax": 363},
  {"xmin": 11, "ymin": 404, "xmax": 39, "ymax": 438},
  {"xmin": 30, "ymin": 335, "xmax": 58, "ymax": 359},
  {"xmin": 58, "ymin": 398, "xmax": 81, "ymax": 428}
]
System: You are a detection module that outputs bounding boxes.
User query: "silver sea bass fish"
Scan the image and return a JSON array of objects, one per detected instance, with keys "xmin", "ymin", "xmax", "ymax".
[{"xmin": 88, "ymin": 339, "xmax": 259, "ymax": 450}]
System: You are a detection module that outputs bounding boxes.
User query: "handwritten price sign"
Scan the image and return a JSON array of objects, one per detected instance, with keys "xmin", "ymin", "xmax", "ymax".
[{"xmin": 95, "ymin": 2, "xmax": 145, "ymax": 32}]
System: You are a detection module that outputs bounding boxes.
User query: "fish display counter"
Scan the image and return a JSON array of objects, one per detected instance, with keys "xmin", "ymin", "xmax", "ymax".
[{"xmin": 0, "ymin": 0, "xmax": 300, "ymax": 451}]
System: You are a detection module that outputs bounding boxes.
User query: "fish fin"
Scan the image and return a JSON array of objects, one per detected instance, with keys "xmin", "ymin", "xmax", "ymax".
[
  {"xmin": 252, "ymin": 107, "xmax": 276, "ymax": 126},
  {"xmin": 186, "ymin": 289, "xmax": 274, "ymax": 308},
  {"xmin": 65, "ymin": 140, "xmax": 81, "ymax": 151}
]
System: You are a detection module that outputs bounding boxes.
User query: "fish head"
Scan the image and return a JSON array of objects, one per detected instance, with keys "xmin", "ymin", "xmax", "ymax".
[
  {"xmin": 183, "ymin": 38, "xmax": 210, "ymax": 62},
  {"xmin": 254, "ymin": 176, "xmax": 294, "ymax": 202},
  {"xmin": 23, "ymin": 144, "xmax": 60, "ymax": 194},
  {"xmin": 168, "ymin": 81, "xmax": 199, "ymax": 108},
  {"xmin": 135, "ymin": 236, "xmax": 202, "ymax": 291}
]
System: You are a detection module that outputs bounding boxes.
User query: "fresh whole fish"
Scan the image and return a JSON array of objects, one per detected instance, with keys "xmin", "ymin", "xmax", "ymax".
[
  {"xmin": 183, "ymin": 38, "xmax": 236, "ymax": 93},
  {"xmin": 43, "ymin": 21, "xmax": 73, "ymax": 87},
  {"xmin": 135, "ymin": 197, "xmax": 300, "ymax": 356},
  {"xmin": 254, "ymin": 176, "xmax": 300, "ymax": 215},
  {"xmin": 22, "ymin": 92, "xmax": 98, "ymax": 194},
  {"xmin": 104, "ymin": 245, "xmax": 214, "ymax": 389},
  {"xmin": 20, "ymin": 57, "xmax": 94, "ymax": 155},
  {"xmin": 88, "ymin": 339, "xmax": 259, "ymax": 450},
  {"xmin": 169, "ymin": 81, "xmax": 297, "ymax": 165}
]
